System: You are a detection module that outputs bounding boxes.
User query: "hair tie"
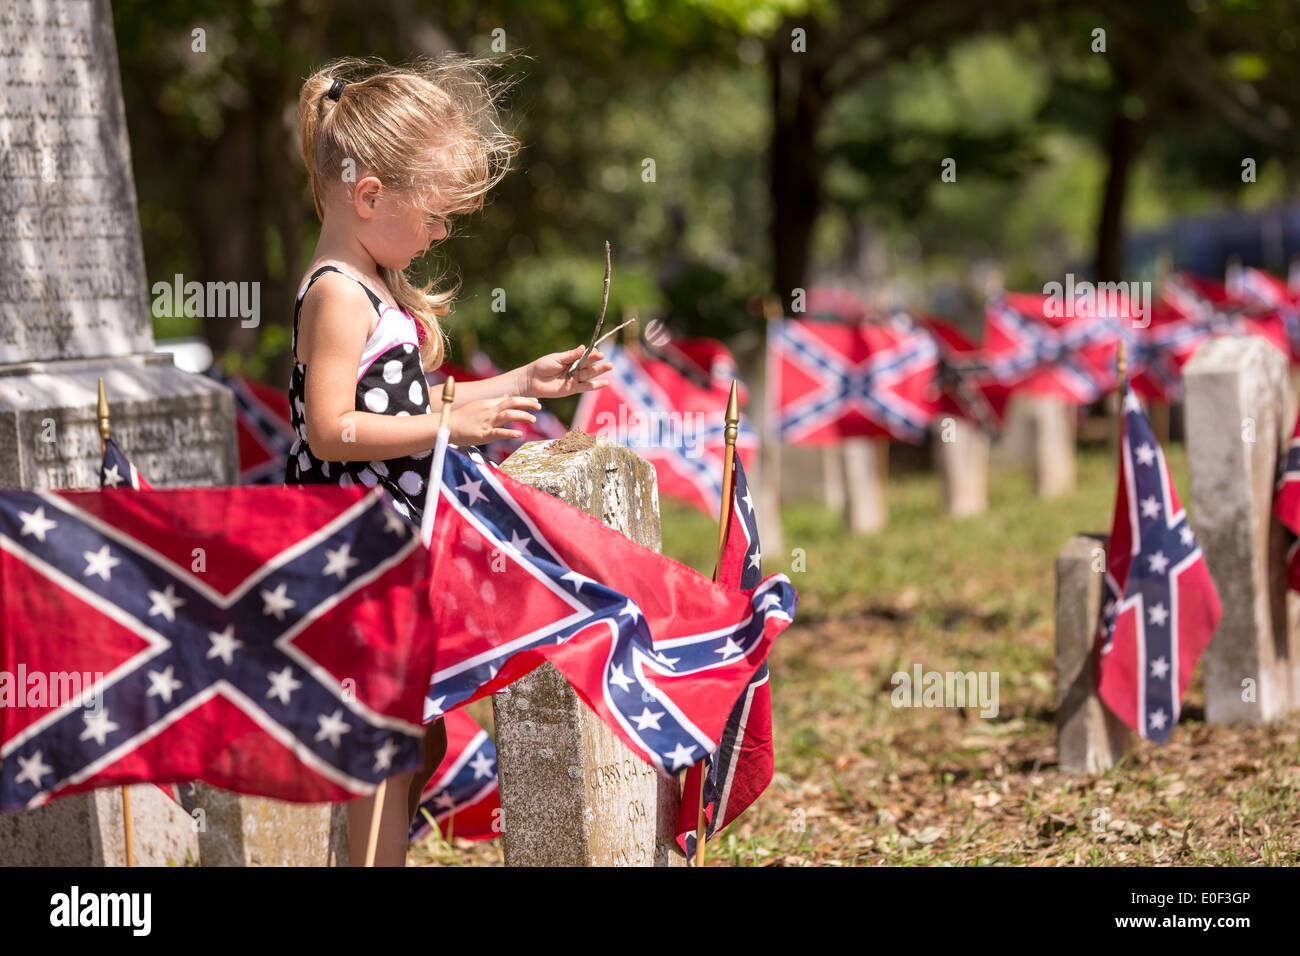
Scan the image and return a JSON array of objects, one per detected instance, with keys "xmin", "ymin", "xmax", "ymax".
[{"xmin": 326, "ymin": 78, "xmax": 346, "ymax": 102}]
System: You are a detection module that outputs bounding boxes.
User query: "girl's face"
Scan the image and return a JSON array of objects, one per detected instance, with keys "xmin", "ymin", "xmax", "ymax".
[{"xmin": 350, "ymin": 176, "xmax": 449, "ymax": 270}]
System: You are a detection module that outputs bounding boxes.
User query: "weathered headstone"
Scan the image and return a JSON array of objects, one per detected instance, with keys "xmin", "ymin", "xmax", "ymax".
[
  {"xmin": 934, "ymin": 416, "xmax": 988, "ymax": 517},
  {"xmin": 0, "ymin": 783, "xmax": 199, "ymax": 866},
  {"xmin": 1027, "ymin": 397, "xmax": 1075, "ymax": 497},
  {"xmin": 821, "ymin": 445, "xmax": 845, "ymax": 511},
  {"xmin": 1055, "ymin": 534, "xmax": 1126, "ymax": 772},
  {"xmin": 1184, "ymin": 336, "xmax": 1293, "ymax": 724},
  {"xmin": 492, "ymin": 434, "xmax": 683, "ymax": 866},
  {"xmin": 0, "ymin": 0, "xmax": 244, "ymax": 866},
  {"xmin": 194, "ymin": 785, "xmax": 348, "ymax": 867},
  {"xmin": 842, "ymin": 436, "xmax": 888, "ymax": 533}
]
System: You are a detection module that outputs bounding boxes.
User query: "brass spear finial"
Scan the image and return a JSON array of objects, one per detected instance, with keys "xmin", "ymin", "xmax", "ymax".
[
  {"xmin": 97, "ymin": 377, "xmax": 110, "ymax": 442},
  {"xmin": 724, "ymin": 379, "xmax": 739, "ymax": 445}
]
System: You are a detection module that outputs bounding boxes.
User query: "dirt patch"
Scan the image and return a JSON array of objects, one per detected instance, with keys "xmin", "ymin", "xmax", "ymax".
[{"xmin": 547, "ymin": 429, "xmax": 597, "ymax": 455}]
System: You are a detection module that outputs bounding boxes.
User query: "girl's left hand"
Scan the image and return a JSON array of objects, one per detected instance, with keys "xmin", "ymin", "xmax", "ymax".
[{"xmin": 522, "ymin": 345, "xmax": 614, "ymax": 399}]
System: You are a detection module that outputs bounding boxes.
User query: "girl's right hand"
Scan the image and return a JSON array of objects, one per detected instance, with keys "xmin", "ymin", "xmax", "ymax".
[{"xmin": 447, "ymin": 395, "xmax": 541, "ymax": 446}]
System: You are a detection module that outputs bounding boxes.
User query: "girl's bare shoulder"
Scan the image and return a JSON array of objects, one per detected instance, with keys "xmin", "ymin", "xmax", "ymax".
[{"xmin": 297, "ymin": 269, "xmax": 379, "ymax": 358}]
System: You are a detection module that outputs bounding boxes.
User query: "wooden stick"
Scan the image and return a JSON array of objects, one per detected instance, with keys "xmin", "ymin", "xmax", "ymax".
[
  {"xmin": 696, "ymin": 381, "xmax": 740, "ymax": 867},
  {"xmin": 122, "ymin": 788, "xmax": 134, "ymax": 868},
  {"xmin": 565, "ymin": 241, "xmax": 612, "ymax": 379},
  {"xmin": 98, "ymin": 378, "xmax": 135, "ymax": 869},
  {"xmin": 363, "ymin": 779, "xmax": 387, "ymax": 867}
]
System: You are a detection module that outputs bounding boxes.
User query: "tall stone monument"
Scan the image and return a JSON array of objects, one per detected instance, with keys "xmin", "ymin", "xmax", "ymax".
[{"xmin": 0, "ymin": 0, "xmax": 238, "ymax": 865}]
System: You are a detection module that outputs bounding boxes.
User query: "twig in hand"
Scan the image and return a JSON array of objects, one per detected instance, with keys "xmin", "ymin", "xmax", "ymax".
[
  {"xmin": 565, "ymin": 240, "xmax": 612, "ymax": 379},
  {"xmin": 592, "ymin": 316, "xmax": 637, "ymax": 351}
]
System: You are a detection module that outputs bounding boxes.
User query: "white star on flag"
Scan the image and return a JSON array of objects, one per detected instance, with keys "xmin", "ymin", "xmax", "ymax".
[
  {"xmin": 456, "ymin": 478, "xmax": 487, "ymax": 506},
  {"xmin": 80, "ymin": 709, "xmax": 120, "ymax": 747},
  {"xmin": 508, "ymin": 530, "xmax": 532, "ymax": 554},
  {"xmin": 664, "ymin": 742, "xmax": 697, "ymax": 771},
  {"xmin": 207, "ymin": 626, "xmax": 242, "ymax": 665},
  {"xmin": 15, "ymin": 751, "xmax": 53, "ymax": 787},
  {"xmin": 1135, "ymin": 443, "xmax": 1156, "ymax": 466},
  {"xmin": 382, "ymin": 509, "xmax": 408, "ymax": 535},
  {"xmin": 147, "ymin": 584, "xmax": 186, "ymax": 621},
  {"xmin": 618, "ymin": 601, "xmax": 641, "ymax": 624},
  {"xmin": 741, "ymin": 488, "xmax": 754, "ymax": 513},
  {"xmin": 653, "ymin": 650, "xmax": 680, "ymax": 667},
  {"xmin": 260, "ymin": 583, "xmax": 296, "ymax": 620},
  {"xmin": 82, "ymin": 545, "xmax": 120, "ymax": 581},
  {"xmin": 1147, "ymin": 603, "xmax": 1169, "ymax": 627},
  {"xmin": 101, "ymin": 464, "xmax": 125, "ymax": 488},
  {"xmin": 1150, "ymin": 656, "xmax": 1171, "ymax": 679},
  {"xmin": 1179, "ymin": 525, "xmax": 1194, "ymax": 547},
  {"xmin": 632, "ymin": 708, "xmax": 664, "ymax": 730},
  {"xmin": 1148, "ymin": 708, "xmax": 1168, "ymax": 731},
  {"xmin": 609, "ymin": 664, "xmax": 635, "ymax": 692},
  {"xmin": 314, "ymin": 709, "xmax": 351, "ymax": 747},
  {"xmin": 1140, "ymin": 496, "xmax": 1161, "ymax": 519},
  {"xmin": 18, "ymin": 507, "xmax": 57, "ymax": 542},
  {"xmin": 373, "ymin": 738, "xmax": 399, "ymax": 773},
  {"xmin": 714, "ymin": 637, "xmax": 743, "ymax": 659},
  {"xmin": 145, "ymin": 666, "xmax": 183, "ymax": 704},
  {"xmin": 1148, "ymin": 550, "xmax": 1170, "ymax": 575},
  {"xmin": 469, "ymin": 751, "xmax": 495, "ymax": 779},
  {"xmin": 266, "ymin": 666, "xmax": 303, "ymax": 705},
  {"xmin": 561, "ymin": 570, "xmax": 589, "ymax": 592},
  {"xmin": 322, "ymin": 543, "xmax": 359, "ymax": 580}
]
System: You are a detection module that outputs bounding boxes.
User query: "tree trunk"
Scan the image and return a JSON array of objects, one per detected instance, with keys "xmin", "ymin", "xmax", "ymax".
[
  {"xmin": 1095, "ymin": 105, "xmax": 1141, "ymax": 282},
  {"xmin": 768, "ymin": 40, "xmax": 826, "ymax": 312}
]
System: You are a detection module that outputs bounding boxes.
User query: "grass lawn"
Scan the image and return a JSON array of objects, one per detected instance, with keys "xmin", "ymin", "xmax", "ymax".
[{"xmin": 412, "ymin": 441, "xmax": 1300, "ymax": 866}]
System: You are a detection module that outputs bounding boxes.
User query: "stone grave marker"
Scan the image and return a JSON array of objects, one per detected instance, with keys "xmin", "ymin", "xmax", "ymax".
[
  {"xmin": 1184, "ymin": 336, "xmax": 1294, "ymax": 724},
  {"xmin": 493, "ymin": 433, "xmax": 683, "ymax": 866},
  {"xmin": 1055, "ymin": 534, "xmax": 1126, "ymax": 772},
  {"xmin": 934, "ymin": 415, "xmax": 988, "ymax": 517}
]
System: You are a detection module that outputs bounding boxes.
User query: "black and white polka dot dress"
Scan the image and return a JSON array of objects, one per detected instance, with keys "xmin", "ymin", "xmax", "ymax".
[{"xmin": 284, "ymin": 265, "xmax": 434, "ymax": 523}]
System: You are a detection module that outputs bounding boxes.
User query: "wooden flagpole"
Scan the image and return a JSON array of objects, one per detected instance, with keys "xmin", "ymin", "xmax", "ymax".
[
  {"xmin": 694, "ymin": 380, "xmax": 740, "ymax": 867},
  {"xmin": 97, "ymin": 378, "xmax": 135, "ymax": 869},
  {"xmin": 365, "ymin": 377, "xmax": 456, "ymax": 867}
]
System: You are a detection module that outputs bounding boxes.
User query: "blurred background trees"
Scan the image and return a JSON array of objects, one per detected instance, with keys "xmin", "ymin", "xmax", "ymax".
[{"xmin": 113, "ymin": 0, "xmax": 1300, "ymax": 383}]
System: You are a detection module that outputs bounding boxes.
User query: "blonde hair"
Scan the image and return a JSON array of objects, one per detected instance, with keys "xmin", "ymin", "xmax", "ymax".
[{"xmin": 298, "ymin": 55, "xmax": 519, "ymax": 369}]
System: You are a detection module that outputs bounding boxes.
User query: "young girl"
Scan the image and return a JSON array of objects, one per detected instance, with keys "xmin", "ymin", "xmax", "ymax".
[{"xmin": 288, "ymin": 55, "xmax": 611, "ymax": 865}]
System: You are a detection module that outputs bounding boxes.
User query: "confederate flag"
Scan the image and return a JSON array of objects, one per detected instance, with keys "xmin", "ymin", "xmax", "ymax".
[
  {"xmin": 1273, "ymin": 406, "xmax": 1300, "ymax": 591},
  {"xmin": 1094, "ymin": 381, "xmax": 1221, "ymax": 743},
  {"xmin": 0, "ymin": 484, "xmax": 436, "ymax": 809},
  {"xmin": 422, "ymin": 446, "xmax": 796, "ymax": 776},
  {"xmin": 920, "ymin": 316, "xmax": 1010, "ymax": 433},
  {"xmin": 205, "ymin": 366, "xmax": 297, "ymax": 484},
  {"xmin": 675, "ymin": 451, "xmax": 773, "ymax": 857},
  {"xmin": 768, "ymin": 317, "xmax": 938, "ymax": 445},
  {"xmin": 409, "ymin": 708, "xmax": 499, "ymax": 844},
  {"xmin": 571, "ymin": 345, "xmax": 758, "ymax": 515},
  {"xmin": 981, "ymin": 293, "xmax": 1118, "ymax": 403}
]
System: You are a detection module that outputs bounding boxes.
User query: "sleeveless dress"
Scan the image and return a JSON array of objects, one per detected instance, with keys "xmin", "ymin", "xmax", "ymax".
[{"xmin": 284, "ymin": 265, "xmax": 434, "ymax": 523}]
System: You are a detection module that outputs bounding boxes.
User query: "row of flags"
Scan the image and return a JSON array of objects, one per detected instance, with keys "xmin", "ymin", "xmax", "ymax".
[
  {"xmin": 1, "ymin": 395, "xmax": 791, "ymax": 860},
  {"xmin": 769, "ymin": 269, "xmax": 1300, "ymax": 451}
]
